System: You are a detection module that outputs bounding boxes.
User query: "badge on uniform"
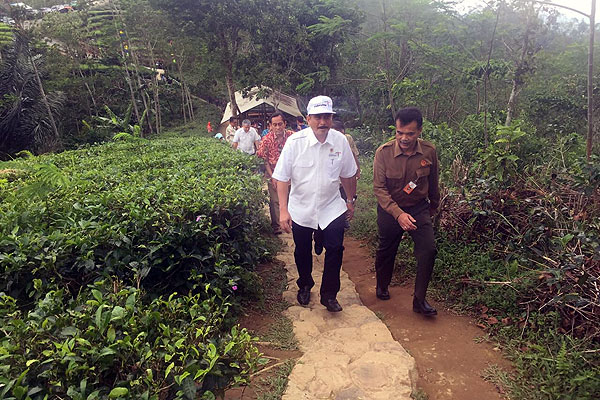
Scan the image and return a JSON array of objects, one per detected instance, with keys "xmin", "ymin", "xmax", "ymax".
[{"xmin": 403, "ymin": 181, "xmax": 417, "ymax": 194}]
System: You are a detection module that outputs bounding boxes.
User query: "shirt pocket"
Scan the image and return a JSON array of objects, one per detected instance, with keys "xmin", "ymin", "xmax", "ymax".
[
  {"xmin": 294, "ymin": 158, "xmax": 314, "ymax": 168},
  {"xmin": 416, "ymin": 166, "xmax": 430, "ymax": 179},
  {"xmin": 327, "ymin": 158, "xmax": 342, "ymax": 180}
]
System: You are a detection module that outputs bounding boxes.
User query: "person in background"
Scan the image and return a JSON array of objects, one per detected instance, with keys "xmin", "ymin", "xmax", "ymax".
[
  {"xmin": 295, "ymin": 115, "xmax": 308, "ymax": 131},
  {"xmin": 273, "ymin": 95, "xmax": 357, "ymax": 313},
  {"xmin": 262, "ymin": 122, "xmax": 271, "ymax": 137},
  {"xmin": 206, "ymin": 121, "xmax": 213, "ymax": 133},
  {"xmin": 232, "ymin": 119, "xmax": 261, "ymax": 155},
  {"xmin": 372, "ymin": 107, "xmax": 440, "ymax": 316},
  {"xmin": 214, "ymin": 132, "xmax": 224, "ymax": 141},
  {"xmin": 257, "ymin": 112, "xmax": 294, "ymax": 234},
  {"xmin": 314, "ymin": 119, "xmax": 360, "ymax": 253},
  {"xmin": 225, "ymin": 117, "xmax": 238, "ymax": 143}
]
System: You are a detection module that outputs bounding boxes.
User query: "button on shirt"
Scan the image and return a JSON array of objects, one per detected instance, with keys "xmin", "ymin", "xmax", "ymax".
[
  {"xmin": 272, "ymin": 128, "xmax": 357, "ymax": 230},
  {"xmin": 373, "ymin": 138, "xmax": 440, "ymax": 220},
  {"xmin": 233, "ymin": 127, "xmax": 261, "ymax": 154}
]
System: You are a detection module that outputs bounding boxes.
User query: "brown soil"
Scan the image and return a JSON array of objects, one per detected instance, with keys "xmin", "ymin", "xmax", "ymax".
[
  {"xmin": 225, "ymin": 258, "xmax": 302, "ymax": 400},
  {"xmin": 343, "ymin": 236, "xmax": 513, "ymax": 400}
]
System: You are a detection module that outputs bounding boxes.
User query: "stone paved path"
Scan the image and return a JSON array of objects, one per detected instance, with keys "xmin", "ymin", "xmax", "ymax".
[{"xmin": 277, "ymin": 233, "xmax": 417, "ymax": 400}]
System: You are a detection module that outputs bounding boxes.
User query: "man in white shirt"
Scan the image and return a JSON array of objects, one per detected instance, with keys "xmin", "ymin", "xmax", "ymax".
[
  {"xmin": 232, "ymin": 119, "xmax": 261, "ymax": 154},
  {"xmin": 273, "ymin": 96, "xmax": 357, "ymax": 312}
]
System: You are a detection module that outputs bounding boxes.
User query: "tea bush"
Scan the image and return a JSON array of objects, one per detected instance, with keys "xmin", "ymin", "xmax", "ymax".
[
  {"xmin": 0, "ymin": 136, "xmax": 270, "ymax": 398},
  {"xmin": 0, "ymin": 137, "xmax": 268, "ymax": 300},
  {"xmin": 0, "ymin": 280, "xmax": 260, "ymax": 400}
]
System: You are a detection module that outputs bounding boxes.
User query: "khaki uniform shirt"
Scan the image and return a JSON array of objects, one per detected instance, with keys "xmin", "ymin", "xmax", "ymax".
[
  {"xmin": 345, "ymin": 134, "xmax": 359, "ymax": 157},
  {"xmin": 373, "ymin": 138, "xmax": 440, "ymax": 220}
]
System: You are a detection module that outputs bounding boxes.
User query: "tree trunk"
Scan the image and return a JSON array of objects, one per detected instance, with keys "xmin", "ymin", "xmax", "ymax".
[
  {"xmin": 505, "ymin": 3, "xmax": 535, "ymax": 126},
  {"xmin": 149, "ymin": 44, "xmax": 162, "ymax": 134},
  {"xmin": 28, "ymin": 51, "xmax": 60, "ymax": 148},
  {"xmin": 78, "ymin": 66, "xmax": 98, "ymax": 115},
  {"xmin": 225, "ymin": 61, "xmax": 240, "ymax": 117},
  {"xmin": 587, "ymin": 0, "xmax": 596, "ymax": 161}
]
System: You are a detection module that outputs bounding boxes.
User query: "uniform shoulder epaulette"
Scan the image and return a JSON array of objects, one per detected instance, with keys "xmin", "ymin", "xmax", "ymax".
[{"xmin": 379, "ymin": 139, "xmax": 396, "ymax": 150}]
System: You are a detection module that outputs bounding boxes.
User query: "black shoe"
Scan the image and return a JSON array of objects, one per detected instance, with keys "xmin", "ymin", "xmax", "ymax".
[
  {"xmin": 376, "ymin": 286, "xmax": 390, "ymax": 300},
  {"xmin": 297, "ymin": 287, "xmax": 311, "ymax": 305},
  {"xmin": 320, "ymin": 298, "xmax": 343, "ymax": 312},
  {"xmin": 413, "ymin": 298, "xmax": 437, "ymax": 316}
]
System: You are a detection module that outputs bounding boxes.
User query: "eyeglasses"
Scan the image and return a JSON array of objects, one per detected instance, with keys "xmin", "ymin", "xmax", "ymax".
[{"xmin": 272, "ymin": 122, "xmax": 285, "ymax": 127}]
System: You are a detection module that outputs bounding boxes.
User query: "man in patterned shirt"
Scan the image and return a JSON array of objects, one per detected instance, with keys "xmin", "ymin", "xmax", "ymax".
[{"xmin": 257, "ymin": 112, "xmax": 294, "ymax": 234}]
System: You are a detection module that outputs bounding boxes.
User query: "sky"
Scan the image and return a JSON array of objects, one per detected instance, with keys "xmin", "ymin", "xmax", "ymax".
[{"xmin": 451, "ymin": 0, "xmax": 597, "ymax": 21}]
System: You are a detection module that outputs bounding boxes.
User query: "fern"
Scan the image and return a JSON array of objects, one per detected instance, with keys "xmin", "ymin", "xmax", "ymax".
[
  {"xmin": 19, "ymin": 163, "xmax": 70, "ymax": 198},
  {"xmin": 113, "ymin": 132, "xmax": 134, "ymax": 141}
]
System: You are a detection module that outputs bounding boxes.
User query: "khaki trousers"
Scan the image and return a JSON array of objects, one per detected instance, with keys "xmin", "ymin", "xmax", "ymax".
[{"xmin": 267, "ymin": 179, "xmax": 281, "ymax": 231}]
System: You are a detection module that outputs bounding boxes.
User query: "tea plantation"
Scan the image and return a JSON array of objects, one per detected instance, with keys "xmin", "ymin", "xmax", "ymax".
[{"xmin": 0, "ymin": 137, "xmax": 269, "ymax": 399}]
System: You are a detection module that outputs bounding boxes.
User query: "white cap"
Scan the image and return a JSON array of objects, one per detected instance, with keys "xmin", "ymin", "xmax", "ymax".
[{"xmin": 307, "ymin": 95, "xmax": 336, "ymax": 115}]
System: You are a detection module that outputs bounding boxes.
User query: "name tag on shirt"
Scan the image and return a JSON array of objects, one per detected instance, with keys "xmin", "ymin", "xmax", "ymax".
[
  {"xmin": 403, "ymin": 181, "xmax": 417, "ymax": 194},
  {"xmin": 328, "ymin": 149, "xmax": 341, "ymax": 164}
]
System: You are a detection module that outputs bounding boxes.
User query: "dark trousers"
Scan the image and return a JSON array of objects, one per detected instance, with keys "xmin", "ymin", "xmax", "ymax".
[
  {"xmin": 292, "ymin": 213, "xmax": 346, "ymax": 300},
  {"xmin": 374, "ymin": 201, "xmax": 437, "ymax": 301}
]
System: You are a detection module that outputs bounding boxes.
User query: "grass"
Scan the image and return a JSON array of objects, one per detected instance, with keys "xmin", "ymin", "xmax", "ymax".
[
  {"xmin": 411, "ymin": 388, "xmax": 429, "ymax": 400},
  {"xmin": 262, "ymin": 316, "xmax": 298, "ymax": 351},
  {"xmin": 256, "ymin": 360, "xmax": 296, "ymax": 400}
]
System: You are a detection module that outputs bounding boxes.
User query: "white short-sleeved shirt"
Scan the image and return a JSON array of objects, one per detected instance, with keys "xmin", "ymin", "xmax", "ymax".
[
  {"xmin": 233, "ymin": 127, "xmax": 260, "ymax": 154},
  {"xmin": 272, "ymin": 128, "xmax": 357, "ymax": 230}
]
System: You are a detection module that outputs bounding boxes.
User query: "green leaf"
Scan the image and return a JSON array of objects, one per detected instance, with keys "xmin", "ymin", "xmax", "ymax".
[
  {"xmin": 61, "ymin": 326, "xmax": 78, "ymax": 337},
  {"xmin": 108, "ymin": 387, "xmax": 129, "ymax": 398},
  {"xmin": 165, "ymin": 362, "xmax": 175, "ymax": 378},
  {"xmin": 92, "ymin": 289, "xmax": 103, "ymax": 302},
  {"xmin": 125, "ymin": 293, "xmax": 136, "ymax": 309},
  {"xmin": 110, "ymin": 306, "xmax": 126, "ymax": 321},
  {"xmin": 107, "ymin": 327, "xmax": 116, "ymax": 343}
]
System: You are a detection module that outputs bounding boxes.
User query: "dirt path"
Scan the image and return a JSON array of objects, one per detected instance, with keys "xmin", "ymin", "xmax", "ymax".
[{"xmin": 342, "ymin": 236, "xmax": 512, "ymax": 400}]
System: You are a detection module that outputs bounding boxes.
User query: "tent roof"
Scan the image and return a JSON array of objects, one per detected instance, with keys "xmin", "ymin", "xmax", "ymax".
[{"xmin": 220, "ymin": 87, "xmax": 303, "ymax": 124}]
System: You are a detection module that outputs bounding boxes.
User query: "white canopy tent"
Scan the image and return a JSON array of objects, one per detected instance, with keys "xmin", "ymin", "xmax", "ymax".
[{"xmin": 218, "ymin": 87, "xmax": 303, "ymax": 133}]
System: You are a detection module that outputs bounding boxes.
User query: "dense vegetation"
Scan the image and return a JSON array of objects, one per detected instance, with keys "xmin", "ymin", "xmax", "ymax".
[
  {"xmin": 350, "ymin": 116, "xmax": 600, "ymax": 398},
  {"xmin": 0, "ymin": 137, "xmax": 269, "ymax": 399},
  {"xmin": 1, "ymin": 0, "xmax": 599, "ymax": 398}
]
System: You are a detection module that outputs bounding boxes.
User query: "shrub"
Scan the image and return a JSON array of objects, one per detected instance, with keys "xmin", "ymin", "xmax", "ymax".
[
  {"xmin": 0, "ymin": 137, "xmax": 268, "ymax": 302},
  {"xmin": 0, "ymin": 136, "xmax": 270, "ymax": 397},
  {"xmin": 0, "ymin": 280, "xmax": 261, "ymax": 399}
]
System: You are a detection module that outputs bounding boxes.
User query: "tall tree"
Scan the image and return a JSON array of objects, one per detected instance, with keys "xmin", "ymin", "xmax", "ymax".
[{"xmin": 0, "ymin": 29, "xmax": 63, "ymax": 157}]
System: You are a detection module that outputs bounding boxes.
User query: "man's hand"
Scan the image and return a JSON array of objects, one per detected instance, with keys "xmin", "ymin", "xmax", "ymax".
[
  {"xmin": 346, "ymin": 202, "xmax": 355, "ymax": 221},
  {"xmin": 397, "ymin": 212, "xmax": 416, "ymax": 231},
  {"xmin": 280, "ymin": 208, "xmax": 292, "ymax": 233},
  {"xmin": 271, "ymin": 177, "xmax": 278, "ymax": 188}
]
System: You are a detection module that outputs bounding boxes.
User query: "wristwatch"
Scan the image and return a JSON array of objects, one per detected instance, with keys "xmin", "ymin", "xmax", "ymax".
[{"xmin": 346, "ymin": 195, "xmax": 358, "ymax": 205}]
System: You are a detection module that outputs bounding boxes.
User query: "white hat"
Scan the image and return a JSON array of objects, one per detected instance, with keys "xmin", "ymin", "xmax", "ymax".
[{"xmin": 307, "ymin": 95, "xmax": 336, "ymax": 115}]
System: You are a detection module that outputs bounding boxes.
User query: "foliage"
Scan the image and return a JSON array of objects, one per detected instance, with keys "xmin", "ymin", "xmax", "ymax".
[
  {"xmin": 0, "ymin": 136, "xmax": 270, "ymax": 397},
  {"xmin": 0, "ymin": 137, "xmax": 267, "ymax": 302},
  {"xmin": 0, "ymin": 280, "xmax": 261, "ymax": 399},
  {"xmin": 0, "ymin": 28, "xmax": 63, "ymax": 158}
]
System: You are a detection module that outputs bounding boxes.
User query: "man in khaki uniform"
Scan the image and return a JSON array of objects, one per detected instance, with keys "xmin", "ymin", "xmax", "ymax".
[{"xmin": 373, "ymin": 107, "xmax": 440, "ymax": 316}]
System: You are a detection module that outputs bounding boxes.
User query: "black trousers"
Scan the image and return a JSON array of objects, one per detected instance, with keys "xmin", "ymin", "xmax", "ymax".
[
  {"xmin": 292, "ymin": 213, "xmax": 346, "ymax": 300},
  {"xmin": 374, "ymin": 201, "xmax": 437, "ymax": 301}
]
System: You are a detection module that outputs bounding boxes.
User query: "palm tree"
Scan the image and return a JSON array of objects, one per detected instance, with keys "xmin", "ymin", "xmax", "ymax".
[{"xmin": 0, "ymin": 28, "xmax": 63, "ymax": 159}]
